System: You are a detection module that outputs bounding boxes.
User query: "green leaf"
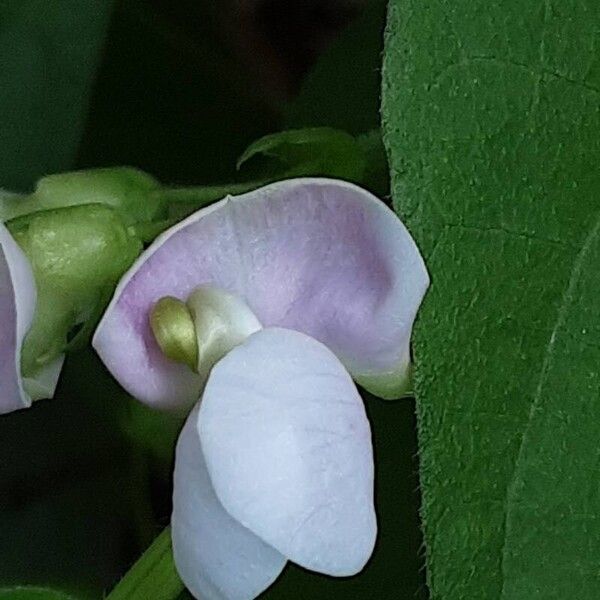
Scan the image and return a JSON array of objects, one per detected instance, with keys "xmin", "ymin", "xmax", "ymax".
[
  {"xmin": 0, "ymin": 1, "xmax": 114, "ymax": 191},
  {"xmin": 0, "ymin": 588, "xmax": 75, "ymax": 600},
  {"xmin": 237, "ymin": 127, "xmax": 367, "ymax": 183},
  {"xmin": 383, "ymin": 1, "xmax": 600, "ymax": 599}
]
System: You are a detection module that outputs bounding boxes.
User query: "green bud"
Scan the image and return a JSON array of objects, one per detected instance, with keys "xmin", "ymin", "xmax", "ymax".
[
  {"xmin": 149, "ymin": 297, "xmax": 199, "ymax": 372},
  {"xmin": 0, "ymin": 167, "xmax": 165, "ymax": 225},
  {"xmin": 34, "ymin": 167, "xmax": 165, "ymax": 225},
  {"xmin": 9, "ymin": 204, "xmax": 143, "ymax": 377}
]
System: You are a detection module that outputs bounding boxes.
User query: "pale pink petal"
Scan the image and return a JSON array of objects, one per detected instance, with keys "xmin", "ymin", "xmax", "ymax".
[{"xmin": 93, "ymin": 178, "xmax": 428, "ymax": 408}]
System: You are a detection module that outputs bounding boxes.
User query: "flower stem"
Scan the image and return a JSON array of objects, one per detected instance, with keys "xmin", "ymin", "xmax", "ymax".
[
  {"xmin": 129, "ymin": 218, "xmax": 180, "ymax": 243},
  {"xmin": 157, "ymin": 180, "xmax": 264, "ymax": 207},
  {"xmin": 105, "ymin": 527, "xmax": 185, "ymax": 600}
]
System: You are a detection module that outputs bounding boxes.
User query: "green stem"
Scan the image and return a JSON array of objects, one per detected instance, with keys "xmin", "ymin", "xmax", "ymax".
[
  {"xmin": 157, "ymin": 180, "xmax": 264, "ymax": 206},
  {"xmin": 106, "ymin": 527, "xmax": 185, "ymax": 600},
  {"xmin": 129, "ymin": 218, "xmax": 180, "ymax": 244}
]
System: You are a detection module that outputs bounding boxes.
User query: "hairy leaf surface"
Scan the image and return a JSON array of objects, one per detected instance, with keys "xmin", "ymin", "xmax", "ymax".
[{"xmin": 383, "ymin": 1, "xmax": 600, "ymax": 598}]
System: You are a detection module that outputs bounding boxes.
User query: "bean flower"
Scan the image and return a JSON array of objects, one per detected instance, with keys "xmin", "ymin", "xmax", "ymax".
[
  {"xmin": 93, "ymin": 178, "xmax": 429, "ymax": 600},
  {"xmin": 0, "ymin": 222, "xmax": 63, "ymax": 414}
]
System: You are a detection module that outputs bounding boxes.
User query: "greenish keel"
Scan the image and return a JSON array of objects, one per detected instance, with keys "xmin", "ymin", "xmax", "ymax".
[{"xmin": 354, "ymin": 353, "xmax": 412, "ymax": 400}]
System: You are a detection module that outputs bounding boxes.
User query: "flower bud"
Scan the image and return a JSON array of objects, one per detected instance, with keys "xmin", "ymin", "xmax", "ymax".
[
  {"xmin": 1, "ymin": 167, "xmax": 164, "ymax": 225},
  {"xmin": 9, "ymin": 204, "xmax": 142, "ymax": 380}
]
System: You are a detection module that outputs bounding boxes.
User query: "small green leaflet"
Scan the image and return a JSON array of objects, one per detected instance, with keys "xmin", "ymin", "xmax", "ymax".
[
  {"xmin": 236, "ymin": 127, "xmax": 390, "ymax": 199},
  {"xmin": 237, "ymin": 127, "xmax": 367, "ymax": 183},
  {"xmin": 383, "ymin": 1, "xmax": 600, "ymax": 599},
  {"xmin": 0, "ymin": 1, "xmax": 114, "ymax": 191}
]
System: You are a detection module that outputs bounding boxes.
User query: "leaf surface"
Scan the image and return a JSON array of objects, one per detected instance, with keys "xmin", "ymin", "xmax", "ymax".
[{"xmin": 383, "ymin": 1, "xmax": 600, "ymax": 598}]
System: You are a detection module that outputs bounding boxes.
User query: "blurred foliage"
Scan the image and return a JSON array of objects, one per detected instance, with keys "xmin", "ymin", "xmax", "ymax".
[
  {"xmin": 76, "ymin": 0, "xmax": 279, "ymax": 185},
  {"xmin": 285, "ymin": 0, "xmax": 390, "ymax": 199},
  {"xmin": 0, "ymin": 351, "xmax": 134, "ymax": 598},
  {"xmin": 285, "ymin": 0, "xmax": 388, "ymax": 135},
  {"xmin": 0, "ymin": 588, "xmax": 76, "ymax": 600},
  {"xmin": 0, "ymin": 1, "xmax": 113, "ymax": 191}
]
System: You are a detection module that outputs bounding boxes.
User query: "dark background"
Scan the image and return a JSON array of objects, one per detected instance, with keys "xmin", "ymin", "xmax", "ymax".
[{"xmin": 0, "ymin": 1, "xmax": 426, "ymax": 598}]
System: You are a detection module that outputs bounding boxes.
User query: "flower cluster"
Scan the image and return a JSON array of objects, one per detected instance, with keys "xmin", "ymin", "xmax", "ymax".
[{"xmin": 0, "ymin": 177, "xmax": 428, "ymax": 600}]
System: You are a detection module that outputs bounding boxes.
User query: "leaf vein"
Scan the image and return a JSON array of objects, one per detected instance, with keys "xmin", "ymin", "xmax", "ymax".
[{"xmin": 499, "ymin": 209, "xmax": 600, "ymax": 598}]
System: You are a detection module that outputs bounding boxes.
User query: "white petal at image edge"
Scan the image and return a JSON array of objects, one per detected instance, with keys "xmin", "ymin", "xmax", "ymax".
[
  {"xmin": 172, "ymin": 405, "xmax": 286, "ymax": 600},
  {"xmin": 0, "ymin": 222, "xmax": 36, "ymax": 414}
]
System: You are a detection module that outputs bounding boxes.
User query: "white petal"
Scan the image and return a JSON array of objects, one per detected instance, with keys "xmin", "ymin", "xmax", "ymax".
[
  {"xmin": 172, "ymin": 406, "xmax": 286, "ymax": 600},
  {"xmin": 199, "ymin": 328, "xmax": 377, "ymax": 576},
  {"xmin": 0, "ymin": 222, "xmax": 36, "ymax": 414}
]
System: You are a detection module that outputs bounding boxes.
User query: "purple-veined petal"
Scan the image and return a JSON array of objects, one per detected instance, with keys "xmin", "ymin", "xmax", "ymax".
[
  {"xmin": 93, "ymin": 178, "xmax": 428, "ymax": 408},
  {"xmin": 199, "ymin": 327, "xmax": 377, "ymax": 576},
  {"xmin": 0, "ymin": 222, "xmax": 36, "ymax": 414},
  {"xmin": 173, "ymin": 405, "xmax": 286, "ymax": 600}
]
